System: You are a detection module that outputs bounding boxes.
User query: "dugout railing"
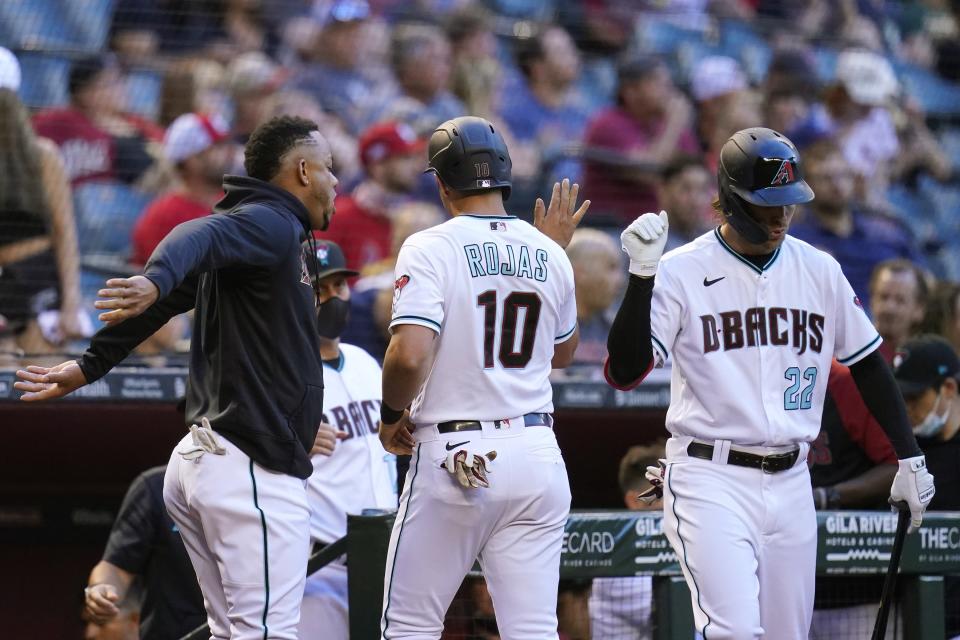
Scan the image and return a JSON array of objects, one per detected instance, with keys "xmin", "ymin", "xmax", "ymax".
[{"xmin": 342, "ymin": 510, "xmax": 960, "ymax": 640}]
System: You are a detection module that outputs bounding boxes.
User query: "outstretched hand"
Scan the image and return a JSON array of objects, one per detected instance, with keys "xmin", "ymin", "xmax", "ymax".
[
  {"xmin": 94, "ymin": 275, "xmax": 160, "ymax": 325},
  {"xmin": 534, "ymin": 178, "xmax": 590, "ymax": 249},
  {"xmin": 14, "ymin": 360, "xmax": 88, "ymax": 401}
]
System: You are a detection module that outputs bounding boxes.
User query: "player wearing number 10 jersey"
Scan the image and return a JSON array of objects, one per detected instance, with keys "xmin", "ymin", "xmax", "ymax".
[{"xmin": 376, "ymin": 116, "xmax": 587, "ymax": 639}]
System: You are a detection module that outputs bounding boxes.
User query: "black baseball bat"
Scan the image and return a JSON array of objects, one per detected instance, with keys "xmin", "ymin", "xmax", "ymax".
[{"xmin": 871, "ymin": 503, "xmax": 911, "ymax": 640}]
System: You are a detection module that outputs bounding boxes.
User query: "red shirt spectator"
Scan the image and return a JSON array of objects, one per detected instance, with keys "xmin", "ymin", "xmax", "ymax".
[
  {"xmin": 33, "ymin": 55, "xmax": 162, "ymax": 186},
  {"xmin": 132, "ymin": 194, "xmax": 213, "ymax": 265},
  {"xmin": 131, "ymin": 112, "xmax": 231, "ymax": 265},
  {"xmin": 582, "ymin": 57, "xmax": 698, "ymax": 225},
  {"xmin": 317, "ymin": 121, "xmax": 426, "ymax": 270}
]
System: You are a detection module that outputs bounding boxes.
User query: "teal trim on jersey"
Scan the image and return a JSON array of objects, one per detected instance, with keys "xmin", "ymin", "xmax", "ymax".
[
  {"xmin": 713, "ymin": 227, "xmax": 781, "ymax": 274},
  {"xmin": 668, "ymin": 463, "xmax": 712, "ymax": 638},
  {"xmin": 651, "ymin": 334, "xmax": 669, "ymax": 361},
  {"xmin": 249, "ymin": 460, "xmax": 270, "ymax": 640},
  {"xmin": 392, "ymin": 315, "xmax": 442, "ymax": 331},
  {"xmin": 322, "ymin": 351, "xmax": 345, "ymax": 372},
  {"xmin": 382, "ymin": 443, "xmax": 421, "ymax": 639},
  {"xmin": 555, "ymin": 323, "xmax": 577, "ymax": 341},
  {"xmin": 837, "ymin": 334, "xmax": 882, "ymax": 365},
  {"xmin": 460, "ymin": 214, "xmax": 518, "ymax": 220}
]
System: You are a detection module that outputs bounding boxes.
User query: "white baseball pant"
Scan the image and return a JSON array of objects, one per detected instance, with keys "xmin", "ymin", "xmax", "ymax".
[
  {"xmin": 381, "ymin": 422, "xmax": 571, "ymax": 640},
  {"xmin": 662, "ymin": 436, "xmax": 817, "ymax": 640},
  {"xmin": 298, "ymin": 561, "xmax": 349, "ymax": 640},
  {"xmin": 163, "ymin": 432, "xmax": 311, "ymax": 640}
]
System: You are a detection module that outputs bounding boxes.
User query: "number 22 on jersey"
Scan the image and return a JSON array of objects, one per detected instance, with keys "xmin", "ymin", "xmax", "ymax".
[
  {"xmin": 477, "ymin": 291, "xmax": 542, "ymax": 369},
  {"xmin": 784, "ymin": 366, "xmax": 818, "ymax": 410}
]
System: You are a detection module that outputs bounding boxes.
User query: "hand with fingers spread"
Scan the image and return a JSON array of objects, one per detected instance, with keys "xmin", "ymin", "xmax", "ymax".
[
  {"xmin": 379, "ymin": 412, "xmax": 416, "ymax": 456},
  {"xmin": 14, "ymin": 360, "xmax": 87, "ymax": 401},
  {"xmin": 311, "ymin": 422, "xmax": 350, "ymax": 456},
  {"xmin": 622, "ymin": 210, "xmax": 669, "ymax": 277},
  {"xmin": 84, "ymin": 583, "xmax": 121, "ymax": 625},
  {"xmin": 534, "ymin": 178, "xmax": 591, "ymax": 249},
  {"xmin": 94, "ymin": 275, "xmax": 160, "ymax": 325}
]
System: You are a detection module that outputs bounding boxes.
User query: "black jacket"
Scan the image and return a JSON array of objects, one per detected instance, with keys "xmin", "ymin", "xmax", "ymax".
[{"xmin": 79, "ymin": 176, "xmax": 324, "ymax": 478}]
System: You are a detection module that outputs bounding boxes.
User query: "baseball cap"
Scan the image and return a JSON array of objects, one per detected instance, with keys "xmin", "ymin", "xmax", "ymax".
[
  {"xmin": 225, "ymin": 52, "xmax": 288, "ymax": 95},
  {"xmin": 892, "ymin": 334, "xmax": 960, "ymax": 396},
  {"xmin": 303, "ymin": 239, "xmax": 360, "ymax": 281},
  {"xmin": 690, "ymin": 56, "xmax": 747, "ymax": 102},
  {"xmin": 314, "ymin": 0, "xmax": 370, "ymax": 24},
  {"xmin": 835, "ymin": 49, "xmax": 899, "ymax": 106},
  {"xmin": 164, "ymin": 112, "xmax": 230, "ymax": 164},
  {"xmin": 0, "ymin": 47, "xmax": 21, "ymax": 91},
  {"xmin": 359, "ymin": 121, "xmax": 426, "ymax": 169}
]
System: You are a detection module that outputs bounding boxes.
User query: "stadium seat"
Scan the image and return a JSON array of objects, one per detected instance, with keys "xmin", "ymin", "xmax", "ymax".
[
  {"xmin": 938, "ymin": 126, "xmax": 960, "ymax": 173},
  {"xmin": 894, "ymin": 63, "xmax": 960, "ymax": 118},
  {"xmin": 16, "ymin": 51, "xmax": 71, "ymax": 108},
  {"xmin": 124, "ymin": 69, "xmax": 163, "ymax": 121},
  {"xmin": 0, "ymin": 0, "xmax": 113, "ymax": 52},
  {"xmin": 811, "ymin": 47, "xmax": 838, "ymax": 83},
  {"xmin": 635, "ymin": 18, "xmax": 707, "ymax": 56},
  {"xmin": 718, "ymin": 19, "xmax": 771, "ymax": 82},
  {"xmin": 73, "ymin": 181, "xmax": 152, "ymax": 259},
  {"xmin": 885, "ymin": 183, "xmax": 938, "ymax": 242}
]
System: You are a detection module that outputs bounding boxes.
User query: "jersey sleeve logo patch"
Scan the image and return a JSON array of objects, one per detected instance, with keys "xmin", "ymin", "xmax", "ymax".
[
  {"xmin": 771, "ymin": 159, "xmax": 796, "ymax": 185},
  {"xmin": 392, "ymin": 274, "xmax": 411, "ymax": 314}
]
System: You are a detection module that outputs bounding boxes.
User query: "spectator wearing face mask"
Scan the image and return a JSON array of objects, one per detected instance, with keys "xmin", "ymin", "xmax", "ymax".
[{"xmin": 893, "ymin": 334, "xmax": 960, "ymax": 638}]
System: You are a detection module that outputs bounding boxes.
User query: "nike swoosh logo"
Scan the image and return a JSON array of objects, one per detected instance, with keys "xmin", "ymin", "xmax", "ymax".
[
  {"xmin": 445, "ymin": 440, "xmax": 470, "ymax": 451},
  {"xmin": 703, "ymin": 276, "xmax": 725, "ymax": 287}
]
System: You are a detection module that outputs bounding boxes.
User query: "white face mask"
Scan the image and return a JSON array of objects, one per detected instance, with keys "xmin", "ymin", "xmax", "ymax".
[{"xmin": 913, "ymin": 391, "xmax": 949, "ymax": 438}]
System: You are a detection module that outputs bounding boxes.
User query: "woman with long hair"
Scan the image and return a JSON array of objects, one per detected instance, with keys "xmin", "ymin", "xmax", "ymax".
[{"xmin": 0, "ymin": 48, "xmax": 85, "ymax": 362}]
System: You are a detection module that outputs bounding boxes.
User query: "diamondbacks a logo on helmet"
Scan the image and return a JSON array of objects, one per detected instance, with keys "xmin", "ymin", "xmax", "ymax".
[{"xmin": 771, "ymin": 160, "xmax": 796, "ymax": 185}]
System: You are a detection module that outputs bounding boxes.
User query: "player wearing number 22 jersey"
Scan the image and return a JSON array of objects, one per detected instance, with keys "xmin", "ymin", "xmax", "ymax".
[
  {"xmin": 606, "ymin": 128, "xmax": 934, "ymax": 639},
  {"xmin": 377, "ymin": 116, "xmax": 585, "ymax": 640}
]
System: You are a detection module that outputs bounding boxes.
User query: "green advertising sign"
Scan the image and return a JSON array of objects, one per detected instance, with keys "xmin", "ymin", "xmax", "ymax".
[{"xmin": 561, "ymin": 511, "xmax": 960, "ymax": 578}]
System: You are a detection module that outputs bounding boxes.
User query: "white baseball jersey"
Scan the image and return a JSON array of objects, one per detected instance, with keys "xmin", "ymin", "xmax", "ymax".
[
  {"xmin": 651, "ymin": 228, "xmax": 880, "ymax": 446},
  {"xmin": 306, "ymin": 343, "xmax": 397, "ymax": 544},
  {"xmin": 389, "ymin": 214, "xmax": 577, "ymax": 424}
]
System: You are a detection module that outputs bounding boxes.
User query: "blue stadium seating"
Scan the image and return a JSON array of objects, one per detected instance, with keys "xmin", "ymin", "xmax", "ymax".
[
  {"xmin": 73, "ymin": 181, "xmax": 151, "ymax": 259},
  {"xmin": 636, "ymin": 18, "xmax": 708, "ymax": 56},
  {"xmin": 893, "ymin": 62, "xmax": 960, "ymax": 119},
  {"xmin": 124, "ymin": 69, "xmax": 163, "ymax": 121},
  {"xmin": 718, "ymin": 19, "xmax": 771, "ymax": 82},
  {"xmin": 16, "ymin": 51, "xmax": 71, "ymax": 108},
  {"xmin": 938, "ymin": 126, "xmax": 960, "ymax": 173},
  {"xmin": 0, "ymin": 0, "xmax": 113, "ymax": 53}
]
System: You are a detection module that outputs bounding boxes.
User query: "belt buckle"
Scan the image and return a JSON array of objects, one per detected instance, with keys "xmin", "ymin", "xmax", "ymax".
[{"xmin": 760, "ymin": 451, "xmax": 793, "ymax": 473}]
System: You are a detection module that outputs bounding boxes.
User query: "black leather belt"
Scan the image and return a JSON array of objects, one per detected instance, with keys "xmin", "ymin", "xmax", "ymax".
[
  {"xmin": 687, "ymin": 442, "xmax": 799, "ymax": 473},
  {"xmin": 437, "ymin": 412, "xmax": 552, "ymax": 434}
]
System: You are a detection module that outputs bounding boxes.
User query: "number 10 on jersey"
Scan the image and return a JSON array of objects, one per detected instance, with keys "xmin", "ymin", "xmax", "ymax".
[{"xmin": 477, "ymin": 291, "xmax": 542, "ymax": 369}]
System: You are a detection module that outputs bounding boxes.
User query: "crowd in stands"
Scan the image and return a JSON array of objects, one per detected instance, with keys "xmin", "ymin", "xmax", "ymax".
[
  {"xmin": 4, "ymin": 3, "xmax": 960, "ymax": 637},
  {"xmin": 3, "ymin": 0, "xmax": 960, "ymax": 366}
]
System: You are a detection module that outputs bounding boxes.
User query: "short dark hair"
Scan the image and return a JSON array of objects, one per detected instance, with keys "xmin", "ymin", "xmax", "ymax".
[
  {"xmin": 69, "ymin": 54, "xmax": 113, "ymax": 98},
  {"xmin": 660, "ymin": 154, "xmax": 707, "ymax": 183},
  {"xmin": 869, "ymin": 258, "xmax": 930, "ymax": 306},
  {"xmin": 618, "ymin": 440, "xmax": 666, "ymax": 493},
  {"xmin": 515, "ymin": 29, "xmax": 548, "ymax": 80},
  {"xmin": 244, "ymin": 116, "xmax": 319, "ymax": 182}
]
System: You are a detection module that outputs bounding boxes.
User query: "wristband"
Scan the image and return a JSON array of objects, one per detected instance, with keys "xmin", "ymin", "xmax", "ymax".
[{"xmin": 380, "ymin": 402, "xmax": 404, "ymax": 425}]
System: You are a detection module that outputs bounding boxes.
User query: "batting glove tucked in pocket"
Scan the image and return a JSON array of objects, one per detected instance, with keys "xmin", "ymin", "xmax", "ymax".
[
  {"xmin": 441, "ymin": 441, "xmax": 498, "ymax": 489},
  {"xmin": 637, "ymin": 459, "xmax": 666, "ymax": 504}
]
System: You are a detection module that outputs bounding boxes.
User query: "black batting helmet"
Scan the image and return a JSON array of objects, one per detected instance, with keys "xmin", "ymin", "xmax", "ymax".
[
  {"xmin": 425, "ymin": 116, "xmax": 512, "ymax": 200},
  {"xmin": 717, "ymin": 127, "xmax": 814, "ymax": 245}
]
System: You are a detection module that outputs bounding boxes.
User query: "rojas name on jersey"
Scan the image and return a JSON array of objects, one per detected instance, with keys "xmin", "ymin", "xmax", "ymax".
[
  {"xmin": 464, "ymin": 242, "xmax": 548, "ymax": 282},
  {"xmin": 700, "ymin": 306, "xmax": 825, "ymax": 355}
]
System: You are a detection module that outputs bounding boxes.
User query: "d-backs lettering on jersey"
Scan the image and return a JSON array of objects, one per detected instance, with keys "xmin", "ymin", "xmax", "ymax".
[
  {"xmin": 650, "ymin": 229, "xmax": 880, "ymax": 446},
  {"xmin": 307, "ymin": 344, "xmax": 397, "ymax": 545},
  {"xmin": 390, "ymin": 214, "xmax": 577, "ymax": 424}
]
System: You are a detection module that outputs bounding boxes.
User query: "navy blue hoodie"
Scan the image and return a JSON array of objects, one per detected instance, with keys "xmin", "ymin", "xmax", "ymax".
[{"xmin": 79, "ymin": 176, "xmax": 324, "ymax": 478}]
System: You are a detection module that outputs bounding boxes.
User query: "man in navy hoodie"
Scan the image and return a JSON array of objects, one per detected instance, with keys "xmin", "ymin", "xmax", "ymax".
[{"xmin": 16, "ymin": 116, "xmax": 339, "ymax": 639}]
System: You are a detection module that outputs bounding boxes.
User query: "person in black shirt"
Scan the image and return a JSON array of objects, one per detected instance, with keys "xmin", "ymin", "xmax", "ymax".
[
  {"xmin": 893, "ymin": 334, "xmax": 960, "ymax": 637},
  {"xmin": 16, "ymin": 116, "xmax": 339, "ymax": 639},
  {"xmin": 84, "ymin": 467, "xmax": 204, "ymax": 639}
]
